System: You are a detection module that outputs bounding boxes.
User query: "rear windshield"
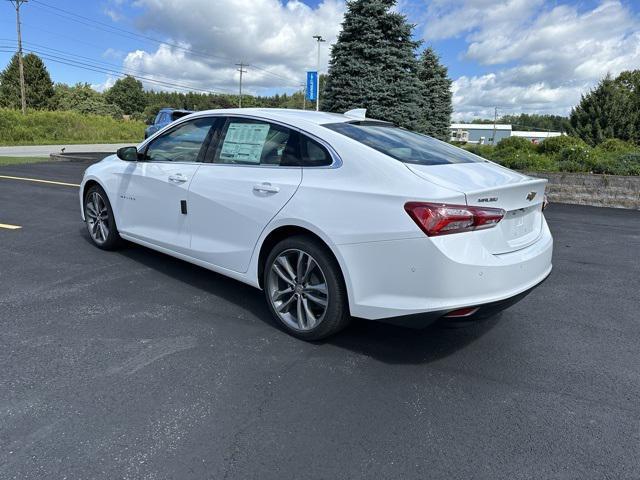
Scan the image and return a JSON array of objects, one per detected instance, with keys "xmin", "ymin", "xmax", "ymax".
[{"xmin": 323, "ymin": 121, "xmax": 482, "ymax": 166}]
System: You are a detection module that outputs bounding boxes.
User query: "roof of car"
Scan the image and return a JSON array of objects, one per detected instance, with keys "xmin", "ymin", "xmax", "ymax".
[{"xmin": 193, "ymin": 108, "xmax": 357, "ymax": 127}]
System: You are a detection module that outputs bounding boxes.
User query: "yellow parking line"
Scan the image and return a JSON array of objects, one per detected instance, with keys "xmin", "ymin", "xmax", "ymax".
[
  {"xmin": 0, "ymin": 223, "xmax": 22, "ymax": 230},
  {"xmin": 0, "ymin": 175, "xmax": 79, "ymax": 187}
]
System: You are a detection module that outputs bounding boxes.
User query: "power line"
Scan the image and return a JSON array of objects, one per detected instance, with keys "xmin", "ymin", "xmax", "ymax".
[
  {"xmin": 29, "ymin": 0, "xmax": 303, "ymax": 87},
  {"xmin": 1, "ymin": 38, "xmax": 237, "ymax": 94},
  {"xmin": 0, "ymin": 45, "xmax": 234, "ymax": 95}
]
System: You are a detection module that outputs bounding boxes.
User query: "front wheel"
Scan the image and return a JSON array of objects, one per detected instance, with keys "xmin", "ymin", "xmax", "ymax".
[
  {"xmin": 264, "ymin": 236, "xmax": 350, "ymax": 340},
  {"xmin": 84, "ymin": 184, "xmax": 122, "ymax": 250}
]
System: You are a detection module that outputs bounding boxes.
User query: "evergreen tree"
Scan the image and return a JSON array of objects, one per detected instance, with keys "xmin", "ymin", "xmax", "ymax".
[
  {"xmin": 105, "ymin": 75, "xmax": 147, "ymax": 115},
  {"xmin": 417, "ymin": 47, "xmax": 452, "ymax": 140},
  {"xmin": 322, "ymin": 0, "xmax": 422, "ymax": 130},
  {"xmin": 0, "ymin": 53, "xmax": 55, "ymax": 110},
  {"xmin": 569, "ymin": 73, "xmax": 635, "ymax": 146}
]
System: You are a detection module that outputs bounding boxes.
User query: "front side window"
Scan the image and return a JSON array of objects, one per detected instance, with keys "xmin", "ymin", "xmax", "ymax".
[
  {"xmin": 214, "ymin": 119, "xmax": 297, "ymax": 166},
  {"xmin": 323, "ymin": 121, "xmax": 483, "ymax": 166},
  {"xmin": 144, "ymin": 117, "xmax": 216, "ymax": 163}
]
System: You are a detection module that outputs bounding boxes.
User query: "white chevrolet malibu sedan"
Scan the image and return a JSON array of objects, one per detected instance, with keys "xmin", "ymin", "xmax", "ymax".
[{"xmin": 80, "ymin": 108, "xmax": 553, "ymax": 340}]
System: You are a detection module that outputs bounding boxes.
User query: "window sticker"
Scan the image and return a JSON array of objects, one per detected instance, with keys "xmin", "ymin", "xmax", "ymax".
[{"xmin": 220, "ymin": 123, "xmax": 270, "ymax": 164}]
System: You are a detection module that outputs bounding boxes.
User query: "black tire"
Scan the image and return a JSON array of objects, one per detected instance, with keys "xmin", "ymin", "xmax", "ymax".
[
  {"xmin": 84, "ymin": 184, "xmax": 122, "ymax": 250},
  {"xmin": 263, "ymin": 235, "xmax": 350, "ymax": 341}
]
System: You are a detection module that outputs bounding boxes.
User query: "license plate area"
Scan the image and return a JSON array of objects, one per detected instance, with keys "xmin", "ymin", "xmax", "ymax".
[{"xmin": 501, "ymin": 205, "xmax": 542, "ymax": 247}]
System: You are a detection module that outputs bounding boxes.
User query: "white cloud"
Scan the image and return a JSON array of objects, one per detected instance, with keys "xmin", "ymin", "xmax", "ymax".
[
  {"xmin": 422, "ymin": 0, "xmax": 640, "ymax": 119},
  {"xmin": 118, "ymin": 0, "xmax": 345, "ymax": 95},
  {"xmin": 91, "ymin": 76, "xmax": 117, "ymax": 92},
  {"xmin": 102, "ymin": 48, "xmax": 125, "ymax": 60}
]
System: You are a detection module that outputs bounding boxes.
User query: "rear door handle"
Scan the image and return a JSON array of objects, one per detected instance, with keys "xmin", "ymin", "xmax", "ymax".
[
  {"xmin": 253, "ymin": 183, "xmax": 280, "ymax": 194},
  {"xmin": 168, "ymin": 173, "xmax": 188, "ymax": 183}
]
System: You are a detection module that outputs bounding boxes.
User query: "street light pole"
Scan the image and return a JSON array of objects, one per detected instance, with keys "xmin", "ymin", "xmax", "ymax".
[
  {"xmin": 312, "ymin": 35, "xmax": 325, "ymax": 112},
  {"xmin": 10, "ymin": 0, "xmax": 28, "ymax": 114}
]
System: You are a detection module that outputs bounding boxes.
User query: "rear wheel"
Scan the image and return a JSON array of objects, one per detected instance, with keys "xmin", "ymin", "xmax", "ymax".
[
  {"xmin": 264, "ymin": 236, "xmax": 350, "ymax": 340},
  {"xmin": 84, "ymin": 184, "xmax": 122, "ymax": 250}
]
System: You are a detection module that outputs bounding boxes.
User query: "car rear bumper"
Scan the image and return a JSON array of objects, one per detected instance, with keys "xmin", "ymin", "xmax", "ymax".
[
  {"xmin": 336, "ymin": 216, "xmax": 553, "ymax": 321},
  {"xmin": 377, "ymin": 274, "xmax": 549, "ymax": 328}
]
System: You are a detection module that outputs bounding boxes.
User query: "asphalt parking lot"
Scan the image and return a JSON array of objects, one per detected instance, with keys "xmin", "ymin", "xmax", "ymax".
[{"xmin": 1, "ymin": 159, "xmax": 639, "ymax": 480}]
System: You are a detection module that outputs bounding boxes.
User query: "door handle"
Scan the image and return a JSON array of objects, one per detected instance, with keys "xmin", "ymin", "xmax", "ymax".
[
  {"xmin": 253, "ymin": 183, "xmax": 280, "ymax": 194},
  {"xmin": 168, "ymin": 173, "xmax": 188, "ymax": 183}
]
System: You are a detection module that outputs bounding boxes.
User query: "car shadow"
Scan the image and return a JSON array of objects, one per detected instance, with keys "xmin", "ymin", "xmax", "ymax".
[
  {"xmin": 80, "ymin": 229, "xmax": 500, "ymax": 365},
  {"xmin": 328, "ymin": 315, "xmax": 501, "ymax": 365}
]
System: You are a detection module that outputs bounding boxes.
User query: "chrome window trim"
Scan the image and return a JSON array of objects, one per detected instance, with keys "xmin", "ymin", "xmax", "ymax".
[{"xmin": 138, "ymin": 112, "xmax": 343, "ymax": 169}]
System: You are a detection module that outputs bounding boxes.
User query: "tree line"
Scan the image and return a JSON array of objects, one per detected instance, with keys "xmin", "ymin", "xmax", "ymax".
[{"xmin": 1, "ymin": 0, "xmax": 639, "ymax": 147}]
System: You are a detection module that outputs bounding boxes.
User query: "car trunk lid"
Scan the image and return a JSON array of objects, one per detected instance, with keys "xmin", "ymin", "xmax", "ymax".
[{"xmin": 406, "ymin": 162, "xmax": 547, "ymax": 253}]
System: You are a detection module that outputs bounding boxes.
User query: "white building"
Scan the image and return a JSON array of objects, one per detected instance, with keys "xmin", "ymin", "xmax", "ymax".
[
  {"xmin": 450, "ymin": 124, "xmax": 512, "ymax": 145},
  {"xmin": 450, "ymin": 124, "xmax": 563, "ymax": 145},
  {"xmin": 511, "ymin": 131, "xmax": 563, "ymax": 144}
]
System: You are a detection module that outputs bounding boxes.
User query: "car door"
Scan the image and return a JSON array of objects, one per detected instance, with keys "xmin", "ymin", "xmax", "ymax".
[
  {"xmin": 188, "ymin": 116, "xmax": 303, "ymax": 273},
  {"xmin": 115, "ymin": 116, "xmax": 218, "ymax": 254}
]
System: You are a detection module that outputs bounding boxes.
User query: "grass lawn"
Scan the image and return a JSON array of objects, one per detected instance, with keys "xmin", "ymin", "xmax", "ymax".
[{"xmin": 0, "ymin": 156, "xmax": 51, "ymax": 167}]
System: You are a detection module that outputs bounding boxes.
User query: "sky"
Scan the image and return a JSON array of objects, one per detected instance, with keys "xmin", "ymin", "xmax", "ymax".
[{"xmin": 1, "ymin": 0, "xmax": 639, "ymax": 119}]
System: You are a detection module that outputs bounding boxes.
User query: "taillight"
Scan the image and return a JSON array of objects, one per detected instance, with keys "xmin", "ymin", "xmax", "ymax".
[{"xmin": 404, "ymin": 202, "xmax": 505, "ymax": 237}]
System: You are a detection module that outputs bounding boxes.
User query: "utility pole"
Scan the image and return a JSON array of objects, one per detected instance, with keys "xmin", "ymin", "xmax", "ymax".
[
  {"xmin": 301, "ymin": 84, "xmax": 306, "ymax": 110},
  {"xmin": 9, "ymin": 0, "xmax": 28, "ymax": 114},
  {"xmin": 235, "ymin": 62, "xmax": 248, "ymax": 108},
  {"xmin": 492, "ymin": 106, "xmax": 498, "ymax": 145},
  {"xmin": 312, "ymin": 35, "xmax": 325, "ymax": 112}
]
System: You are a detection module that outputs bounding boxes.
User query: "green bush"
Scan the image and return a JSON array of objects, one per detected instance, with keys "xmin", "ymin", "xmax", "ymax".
[
  {"xmin": 0, "ymin": 108, "xmax": 145, "ymax": 145},
  {"xmin": 593, "ymin": 138, "xmax": 636, "ymax": 154},
  {"xmin": 493, "ymin": 150, "xmax": 558, "ymax": 172},
  {"xmin": 496, "ymin": 136, "xmax": 536, "ymax": 151},
  {"xmin": 603, "ymin": 152, "xmax": 640, "ymax": 175},
  {"xmin": 463, "ymin": 144, "xmax": 495, "ymax": 160},
  {"xmin": 457, "ymin": 135, "xmax": 639, "ymax": 175},
  {"xmin": 538, "ymin": 135, "xmax": 586, "ymax": 155}
]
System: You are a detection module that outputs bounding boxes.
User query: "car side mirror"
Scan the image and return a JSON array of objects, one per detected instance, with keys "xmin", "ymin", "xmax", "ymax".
[{"xmin": 117, "ymin": 146, "xmax": 140, "ymax": 161}]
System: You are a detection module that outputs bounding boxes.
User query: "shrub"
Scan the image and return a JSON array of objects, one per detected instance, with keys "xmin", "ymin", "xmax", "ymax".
[
  {"xmin": 0, "ymin": 108, "xmax": 145, "ymax": 145},
  {"xmin": 593, "ymin": 138, "xmax": 637, "ymax": 154},
  {"xmin": 558, "ymin": 145, "xmax": 594, "ymax": 172},
  {"xmin": 493, "ymin": 150, "xmax": 558, "ymax": 172},
  {"xmin": 496, "ymin": 136, "xmax": 536, "ymax": 151},
  {"xmin": 463, "ymin": 144, "xmax": 495, "ymax": 160},
  {"xmin": 538, "ymin": 135, "xmax": 586, "ymax": 155},
  {"xmin": 609, "ymin": 152, "xmax": 640, "ymax": 175}
]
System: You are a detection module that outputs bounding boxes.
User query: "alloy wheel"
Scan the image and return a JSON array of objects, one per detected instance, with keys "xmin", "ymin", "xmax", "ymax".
[
  {"xmin": 85, "ymin": 191, "xmax": 110, "ymax": 244},
  {"xmin": 267, "ymin": 248, "xmax": 329, "ymax": 332}
]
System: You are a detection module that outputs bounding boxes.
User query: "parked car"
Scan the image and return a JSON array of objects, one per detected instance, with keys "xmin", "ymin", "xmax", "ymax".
[
  {"xmin": 144, "ymin": 108, "xmax": 193, "ymax": 139},
  {"xmin": 80, "ymin": 108, "xmax": 553, "ymax": 340}
]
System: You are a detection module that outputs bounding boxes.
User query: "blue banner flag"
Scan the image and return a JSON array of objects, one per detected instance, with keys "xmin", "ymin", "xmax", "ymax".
[{"xmin": 306, "ymin": 71, "xmax": 318, "ymax": 101}]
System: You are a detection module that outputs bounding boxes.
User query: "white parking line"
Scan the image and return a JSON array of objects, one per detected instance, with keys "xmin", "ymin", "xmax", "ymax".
[
  {"xmin": 0, "ymin": 175, "xmax": 80, "ymax": 187},
  {"xmin": 0, "ymin": 223, "xmax": 22, "ymax": 230}
]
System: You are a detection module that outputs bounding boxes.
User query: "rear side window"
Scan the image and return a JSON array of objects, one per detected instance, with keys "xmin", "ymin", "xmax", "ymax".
[
  {"xmin": 300, "ymin": 135, "xmax": 332, "ymax": 167},
  {"xmin": 323, "ymin": 122, "xmax": 482, "ymax": 166},
  {"xmin": 214, "ymin": 118, "xmax": 298, "ymax": 166}
]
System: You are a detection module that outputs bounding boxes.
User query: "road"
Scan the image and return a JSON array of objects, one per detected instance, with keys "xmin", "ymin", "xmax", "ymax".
[
  {"xmin": 1, "ymin": 160, "xmax": 639, "ymax": 479},
  {"xmin": 0, "ymin": 144, "xmax": 133, "ymax": 157}
]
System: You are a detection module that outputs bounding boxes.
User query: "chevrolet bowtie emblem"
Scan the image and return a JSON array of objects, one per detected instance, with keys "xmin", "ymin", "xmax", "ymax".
[{"xmin": 526, "ymin": 191, "xmax": 537, "ymax": 201}]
